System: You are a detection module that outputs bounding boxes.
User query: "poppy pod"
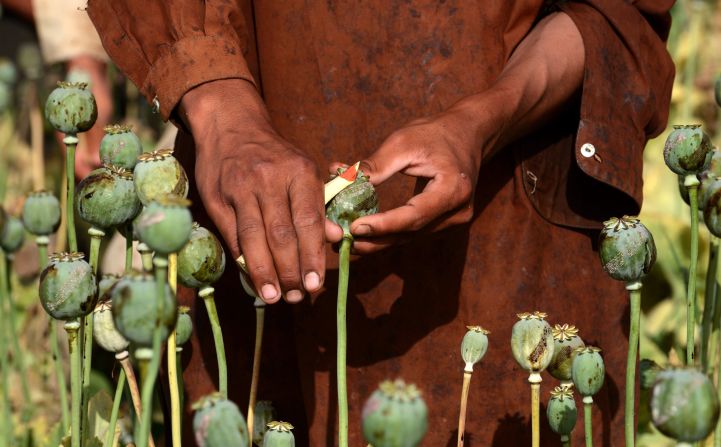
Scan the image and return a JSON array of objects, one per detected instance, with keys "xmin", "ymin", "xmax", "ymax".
[
  {"xmin": 547, "ymin": 386, "xmax": 577, "ymax": 437},
  {"xmin": 598, "ymin": 216, "xmax": 656, "ymax": 282},
  {"xmin": 253, "ymin": 401, "xmax": 278, "ymax": 446},
  {"xmin": 178, "ymin": 223, "xmax": 226, "ymax": 288},
  {"xmin": 510, "ymin": 311, "xmax": 555, "ymax": 373},
  {"xmin": 92, "ymin": 300, "xmax": 129, "ymax": 354},
  {"xmin": 22, "ymin": 191, "xmax": 61, "ymax": 236},
  {"xmin": 0, "ymin": 215, "xmax": 25, "ymax": 253},
  {"xmin": 175, "ymin": 306, "xmax": 193, "ymax": 347},
  {"xmin": 361, "ymin": 379, "xmax": 428, "ymax": 447},
  {"xmin": 135, "ymin": 196, "xmax": 193, "ymax": 256},
  {"xmin": 571, "ymin": 346, "xmax": 605, "ymax": 398},
  {"xmin": 76, "ymin": 164, "xmax": 141, "ymax": 229},
  {"xmin": 651, "ymin": 368, "xmax": 720, "ymax": 443},
  {"xmin": 44, "ymin": 81, "xmax": 97, "ymax": 134},
  {"xmin": 461, "ymin": 325, "xmax": 490, "ymax": 372},
  {"xmin": 133, "ymin": 149, "xmax": 189, "ymax": 205},
  {"xmin": 39, "ymin": 252, "xmax": 97, "ymax": 320},
  {"xmin": 548, "ymin": 324, "xmax": 585, "ymax": 383},
  {"xmin": 100, "ymin": 124, "xmax": 143, "ymax": 170},
  {"xmin": 110, "ymin": 271, "xmax": 177, "ymax": 346},
  {"xmin": 326, "ymin": 169, "xmax": 378, "ymax": 234},
  {"xmin": 663, "ymin": 125, "xmax": 713, "ymax": 176},
  {"xmin": 262, "ymin": 421, "xmax": 295, "ymax": 447},
  {"xmin": 192, "ymin": 393, "xmax": 249, "ymax": 447}
]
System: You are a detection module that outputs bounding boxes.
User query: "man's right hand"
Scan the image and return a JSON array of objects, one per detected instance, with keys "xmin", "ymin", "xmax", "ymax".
[{"xmin": 179, "ymin": 79, "xmax": 326, "ymax": 303}]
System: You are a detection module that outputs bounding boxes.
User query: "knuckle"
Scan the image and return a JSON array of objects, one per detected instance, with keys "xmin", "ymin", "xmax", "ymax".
[
  {"xmin": 277, "ymin": 270, "xmax": 301, "ymax": 288},
  {"xmin": 268, "ymin": 222, "xmax": 297, "ymax": 246},
  {"xmin": 249, "ymin": 263, "xmax": 273, "ymax": 283},
  {"xmin": 236, "ymin": 219, "xmax": 264, "ymax": 238},
  {"xmin": 293, "ymin": 210, "xmax": 323, "ymax": 232}
]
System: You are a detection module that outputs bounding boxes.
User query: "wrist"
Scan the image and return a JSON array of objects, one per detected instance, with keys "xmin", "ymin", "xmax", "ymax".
[
  {"xmin": 179, "ymin": 78, "xmax": 274, "ymax": 142},
  {"xmin": 447, "ymin": 88, "xmax": 513, "ymax": 158}
]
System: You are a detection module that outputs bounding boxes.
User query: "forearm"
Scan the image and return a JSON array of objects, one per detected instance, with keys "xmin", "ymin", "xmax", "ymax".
[{"xmin": 453, "ymin": 12, "xmax": 585, "ymax": 158}]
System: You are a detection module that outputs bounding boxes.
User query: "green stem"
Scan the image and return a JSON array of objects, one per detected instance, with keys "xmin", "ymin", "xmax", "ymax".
[
  {"xmin": 200, "ymin": 287, "xmax": 227, "ymax": 397},
  {"xmin": 135, "ymin": 257, "xmax": 168, "ymax": 447},
  {"xmin": 584, "ymin": 398, "xmax": 593, "ymax": 447},
  {"xmin": 50, "ymin": 319, "xmax": 69, "ymax": 434},
  {"xmin": 337, "ymin": 235, "xmax": 352, "ymax": 447},
  {"xmin": 703, "ymin": 238, "xmax": 720, "ymax": 372},
  {"xmin": 65, "ymin": 320, "xmax": 81, "ymax": 447},
  {"xmin": 2, "ymin": 254, "xmax": 32, "ymax": 421},
  {"xmin": 81, "ymin": 228, "xmax": 103, "ymax": 441},
  {"xmin": 626, "ymin": 282, "xmax": 641, "ymax": 447},
  {"xmin": 247, "ymin": 299, "xmax": 265, "ymax": 440},
  {"xmin": 0, "ymin": 252, "xmax": 13, "ymax": 446},
  {"xmin": 688, "ymin": 182, "xmax": 700, "ymax": 365},
  {"xmin": 64, "ymin": 135, "xmax": 78, "ymax": 253},
  {"xmin": 138, "ymin": 243, "xmax": 153, "ymax": 273},
  {"xmin": 105, "ymin": 366, "xmax": 126, "ymax": 447},
  {"xmin": 124, "ymin": 226, "xmax": 133, "ymax": 274}
]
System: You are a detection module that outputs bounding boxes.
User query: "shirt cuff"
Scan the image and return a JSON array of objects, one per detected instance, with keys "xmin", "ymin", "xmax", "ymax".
[{"xmin": 142, "ymin": 35, "xmax": 257, "ymax": 120}]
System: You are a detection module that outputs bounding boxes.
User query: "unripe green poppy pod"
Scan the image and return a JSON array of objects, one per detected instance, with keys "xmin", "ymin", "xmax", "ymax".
[
  {"xmin": 192, "ymin": 392, "xmax": 249, "ymax": 447},
  {"xmin": 546, "ymin": 386, "xmax": 577, "ymax": 436},
  {"xmin": 571, "ymin": 346, "xmax": 605, "ymax": 398},
  {"xmin": 100, "ymin": 124, "xmax": 143, "ymax": 170},
  {"xmin": 0, "ymin": 58, "xmax": 17, "ymax": 85},
  {"xmin": 178, "ymin": 223, "xmax": 226, "ymax": 288},
  {"xmin": 702, "ymin": 188, "xmax": 721, "ymax": 238},
  {"xmin": 263, "ymin": 421, "xmax": 295, "ymax": 447},
  {"xmin": 76, "ymin": 164, "xmax": 141, "ymax": 229},
  {"xmin": 0, "ymin": 82, "xmax": 9, "ymax": 113},
  {"xmin": 361, "ymin": 379, "xmax": 428, "ymax": 447},
  {"xmin": 548, "ymin": 324, "xmax": 585, "ymax": 382},
  {"xmin": 175, "ymin": 306, "xmax": 193, "ymax": 347},
  {"xmin": 110, "ymin": 271, "xmax": 178, "ymax": 346},
  {"xmin": 39, "ymin": 252, "xmax": 97, "ymax": 320},
  {"xmin": 22, "ymin": 191, "xmax": 61, "ymax": 236},
  {"xmin": 510, "ymin": 311, "xmax": 554, "ymax": 373},
  {"xmin": 326, "ymin": 169, "xmax": 378, "ymax": 234},
  {"xmin": 663, "ymin": 125, "xmax": 713, "ymax": 176},
  {"xmin": 461, "ymin": 325, "xmax": 490, "ymax": 372},
  {"xmin": 0, "ymin": 215, "xmax": 25, "ymax": 253},
  {"xmin": 135, "ymin": 196, "xmax": 193, "ymax": 255},
  {"xmin": 253, "ymin": 401, "xmax": 278, "ymax": 446},
  {"xmin": 93, "ymin": 300, "xmax": 129, "ymax": 354},
  {"xmin": 639, "ymin": 359, "xmax": 663, "ymax": 390},
  {"xmin": 651, "ymin": 368, "xmax": 720, "ymax": 442},
  {"xmin": 133, "ymin": 149, "xmax": 189, "ymax": 205},
  {"xmin": 598, "ymin": 216, "xmax": 656, "ymax": 282},
  {"xmin": 98, "ymin": 274, "xmax": 121, "ymax": 302},
  {"xmin": 44, "ymin": 81, "xmax": 97, "ymax": 134}
]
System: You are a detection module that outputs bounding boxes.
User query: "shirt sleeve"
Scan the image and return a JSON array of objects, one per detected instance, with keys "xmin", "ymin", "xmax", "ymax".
[
  {"xmin": 86, "ymin": 0, "xmax": 257, "ymax": 120},
  {"xmin": 520, "ymin": 0, "xmax": 675, "ymax": 229},
  {"xmin": 558, "ymin": 0, "xmax": 675, "ymax": 209}
]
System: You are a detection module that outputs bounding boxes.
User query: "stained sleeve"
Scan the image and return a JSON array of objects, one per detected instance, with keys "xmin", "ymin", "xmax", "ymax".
[
  {"xmin": 87, "ymin": 0, "xmax": 257, "ymax": 120},
  {"xmin": 557, "ymin": 0, "xmax": 675, "ymax": 209}
]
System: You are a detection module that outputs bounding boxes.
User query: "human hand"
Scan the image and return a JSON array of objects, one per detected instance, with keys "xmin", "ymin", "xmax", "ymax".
[
  {"xmin": 327, "ymin": 104, "xmax": 498, "ymax": 253},
  {"xmin": 180, "ymin": 79, "xmax": 327, "ymax": 303}
]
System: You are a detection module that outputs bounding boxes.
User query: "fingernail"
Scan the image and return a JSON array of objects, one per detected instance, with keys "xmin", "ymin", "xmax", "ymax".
[
  {"xmin": 304, "ymin": 272, "xmax": 321, "ymax": 291},
  {"xmin": 353, "ymin": 224, "xmax": 371, "ymax": 236},
  {"xmin": 286, "ymin": 289, "xmax": 304, "ymax": 303},
  {"xmin": 261, "ymin": 284, "xmax": 278, "ymax": 301}
]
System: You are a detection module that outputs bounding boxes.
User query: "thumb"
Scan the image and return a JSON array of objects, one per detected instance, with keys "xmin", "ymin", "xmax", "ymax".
[{"xmin": 359, "ymin": 140, "xmax": 413, "ymax": 186}]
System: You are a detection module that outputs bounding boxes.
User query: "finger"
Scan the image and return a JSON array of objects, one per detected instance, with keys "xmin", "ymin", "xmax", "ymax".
[
  {"xmin": 422, "ymin": 204, "xmax": 475, "ymax": 233},
  {"xmin": 257, "ymin": 191, "xmax": 304, "ymax": 302},
  {"xmin": 351, "ymin": 234, "xmax": 410, "ymax": 254},
  {"xmin": 233, "ymin": 197, "xmax": 282, "ymax": 304},
  {"xmin": 358, "ymin": 143, "xmax": 413, "ymax": 186},
  {"xmin": 328, "ymin": 162, "xmax": 349, "ymax": 175},
  {"xmin": 350, "ymin": 174, "xmax": 465, "ymax": 237},
  {"xmin": 325, "ymin": 219, "xmax": 344, "ymax": 244},
  {"xmin": 288, "ymin": 174, "xmax": 326, "ymax": 294}
]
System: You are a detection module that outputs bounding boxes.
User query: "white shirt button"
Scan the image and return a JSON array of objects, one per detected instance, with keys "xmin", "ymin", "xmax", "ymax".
[{"xmin": 580, "ymin": 143, "xmax": 596, "ymax": 158}]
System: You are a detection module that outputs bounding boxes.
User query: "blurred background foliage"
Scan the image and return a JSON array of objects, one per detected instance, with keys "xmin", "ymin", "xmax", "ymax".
[{"xmin": 639, "ymin": 0, "xmax": 721, "ymax": 445}]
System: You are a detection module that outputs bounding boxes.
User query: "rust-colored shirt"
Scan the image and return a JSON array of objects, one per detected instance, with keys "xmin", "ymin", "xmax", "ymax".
[{"xmin": 88, "ymin": 1, "xmax": 674, "ymax": 445}]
